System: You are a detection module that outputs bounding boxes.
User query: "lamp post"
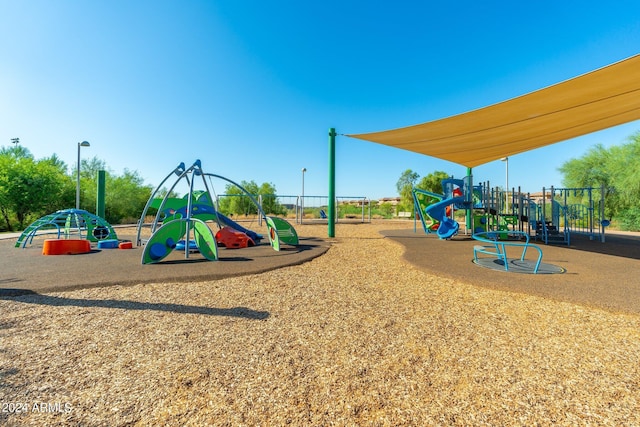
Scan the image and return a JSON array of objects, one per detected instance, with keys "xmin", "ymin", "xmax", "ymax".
[
  {"xmin": 501, "ymin": 157, "xmax": 509, "ymax": 214},
  {"xmin": 301, "ymin": 167, "xmax": 307, "ymax": 223},
  {"xmin": 76, "ymin": 141, "xmax": 90, "ymax": 210}
]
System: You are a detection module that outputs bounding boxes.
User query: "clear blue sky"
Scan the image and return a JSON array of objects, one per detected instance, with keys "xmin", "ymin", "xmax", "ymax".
[{"xmin": 1, "ymin": 1, "xmax": 639, "ymax": 201}]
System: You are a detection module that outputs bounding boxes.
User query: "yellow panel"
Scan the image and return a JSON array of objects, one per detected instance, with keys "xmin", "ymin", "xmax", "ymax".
[{"xmin": 347, "ymin": 54, "xmax": 640, "ymax": 168}]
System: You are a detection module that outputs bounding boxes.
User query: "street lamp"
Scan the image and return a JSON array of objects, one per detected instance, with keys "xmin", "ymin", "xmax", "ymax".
[
  {"xmin": 76, "ymin": 141, "xmax": 90, "ymax": 210},
  {"xmin": 501, "ymin": 157, "xmax": 509, "ymax": 214},
  {"xmin": 301, "ymin": 168, "xmax": 307, "ymax": 223}
]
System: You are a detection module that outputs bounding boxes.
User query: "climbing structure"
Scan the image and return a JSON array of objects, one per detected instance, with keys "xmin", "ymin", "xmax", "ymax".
[
  {"xmin": 136, "ymin": 160, "xmax": 298, "ymax": 264},
  {"xmin": 15, "ymin": 209, "xmax": 117, "ymax": 248}
]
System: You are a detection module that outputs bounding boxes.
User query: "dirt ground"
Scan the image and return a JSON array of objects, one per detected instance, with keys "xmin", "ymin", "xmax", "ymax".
[{"xmin": 1, "ymin": 221, "xmax": 639, "ymax": 426}]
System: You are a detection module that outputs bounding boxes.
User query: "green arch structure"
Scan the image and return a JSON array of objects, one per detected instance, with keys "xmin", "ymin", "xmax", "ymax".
[
  {"xmin": 136, "ymin": 160, "xmax": 299, "ymax": 264},
  {"xmin": 15, "ymin": 209, "xmax": 117, "ymax": 248}
]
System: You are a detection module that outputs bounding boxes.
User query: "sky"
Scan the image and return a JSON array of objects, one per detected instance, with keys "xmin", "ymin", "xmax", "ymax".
[{"xmin": 1, "ymin": 1, "xmax": 639, "ymax": 202}]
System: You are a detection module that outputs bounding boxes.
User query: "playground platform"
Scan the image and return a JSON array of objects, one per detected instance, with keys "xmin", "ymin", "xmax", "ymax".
[
  {"xmin": 381, "ymin": 228, "xmax": 640, "ymax": 315},
  {"xmin": 0, "ymin": 232, "xmax": 330, "ymax": 296}
]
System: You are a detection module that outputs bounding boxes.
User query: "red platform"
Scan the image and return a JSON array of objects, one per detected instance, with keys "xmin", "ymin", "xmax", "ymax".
[
  {"xmin": 43, "ymin": 239, "xmax": 91, "ymax": 255},
  {"xmin": 215, "ymin": 226, "xmax": 255, "ymax": 249},
  {"xmin": 119, "ymin": 241, "xmax": 133, "ymax": 249}
]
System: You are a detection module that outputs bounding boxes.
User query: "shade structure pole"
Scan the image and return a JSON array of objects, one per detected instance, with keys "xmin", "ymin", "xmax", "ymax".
[
  {"xmin": 301, "ymin": 168, "xmax": 306, "ymax": 224},
  {"xmin": 328, "ymin": 128, "xmax": 337, "ymax": 237},
  {"xmin": 76, "ymin": 141, "xmax": 90, "ymax": 210},
  {"xmin": 96, "ymin": 170, "xmax": 106, "ymax": 218},
  {"xmin": 466, "ymin": 167, "xmax": 473, "ymax": 233}
]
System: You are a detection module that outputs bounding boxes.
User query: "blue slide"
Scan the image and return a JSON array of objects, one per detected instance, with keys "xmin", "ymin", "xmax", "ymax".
[
  {"xmin": 215, "ymin": 212, "xmax": 263, "ymax": 242},
  {"xmin": 425, "ymin": 196, "xmax": 465, "ymax": 239}
]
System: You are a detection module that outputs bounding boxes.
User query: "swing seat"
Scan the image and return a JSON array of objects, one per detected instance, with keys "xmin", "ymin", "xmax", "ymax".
[{"xmin": 215, "ymin": 226, "xmax": 255, "ymax": 249}]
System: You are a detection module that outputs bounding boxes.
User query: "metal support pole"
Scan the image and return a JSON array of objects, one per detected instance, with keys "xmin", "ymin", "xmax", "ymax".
[
  {"xmin": 501, "ymin": 157, "xmax": 509, "ymax": 214},
  {"xmin": 466, "ymin": 167, "xmax": 473, "ymax": 233},
  {"xmin": 328, "ymin": 128, "xmax": 336, "ymax": 237},
  {"xmin": 96, "ymin": 170, "xmax": 106, "ymax": 218},
  {"xmin": 76, "ymin": 141, "xmax": 90, "ymax": 210},
  {"xmin": 301, "ymin": 168, "xmax": 306, "ymax": 225},
  {"xmin": 600, "ymin": 183, "xmax": 606, "ymax": 243}
]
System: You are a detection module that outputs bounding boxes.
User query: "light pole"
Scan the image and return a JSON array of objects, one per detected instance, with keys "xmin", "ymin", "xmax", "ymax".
[
  {"xmin": 76, "ymin": 141, "xmax": 90, "ymax": 210},
  {"xmin": 301, "ymin": 167, "xmax": 307, "ymax": 222},
  {"xmin": 501, "ymin": 157, "xmax": 509, "ymax": 214}
]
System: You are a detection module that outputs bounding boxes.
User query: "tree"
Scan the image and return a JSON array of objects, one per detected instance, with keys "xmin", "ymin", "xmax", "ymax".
[
  {"xmin": 376, "ymin": 202, "xmax": 395, "ymax": 218},
  {"xmin": 40, "ymin": 154, "xmax": 75, "ymax": 212},
  {"xmin": 608, "ymin": 134, "xmax": 640, "ymax": 206},
  {"xmin": 0, "ymin": 144, "xmax": 32, "ymax": 159},
  {"xmin": 0, "ymin": 154, "xmax": 13, "ymax": 230},
  {"xmin": 74, "ymin": 160, "xmax": 153, "ymax": 224},
  {"xmin": 30, "ymin": 160, "xmax": 74, "ymax": 223},
  {"xmin": 559, "ymin": 144, "xmax": 612, "ymax": 188},
  {"xmin": 396, "ymin": 169, "xmax": 419, "ymax": 194},
  {"xmin": 41, "ymin": 153, "xmax": 68, "ymax": 171},
  {"xmin": 608, "ymin": 132, "xmax": 640, "ymax": 230},
  {"xmin": 558, "ymin": 131, "xmax": 640, "ymax": 230},
  {"xmin": 416, "ymin": 171, "xmax": 450, "ymax": 194},
  {"xmin": 0, "ymin": 149, "xmax": 71, "ymax": 229},
  {"xmin": 396, "ymin": 169, "xmax": 419, "ymax": 212},
  {"xmin": 103, "ymin": 170, "xmax": 153, "ymax": 224},
  {"xmin": 259, "ymin": 182, "xmax": 286, "ymax": 215},
  {"xmin": 0, "ymin": 147, "xmax": 158, "ymax": 228},
  {"xmin": 220, "ymin": 180, "xmax": 260, "ymax": 216},
  {"xmin": 217, "ymin": 180, "xmax": 285, "ymax": 216}
]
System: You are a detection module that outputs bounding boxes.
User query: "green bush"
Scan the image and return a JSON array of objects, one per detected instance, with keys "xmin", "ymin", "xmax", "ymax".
[{"xmin": 618, "ymin": 207, "xmax": 640, "ymax": 231}]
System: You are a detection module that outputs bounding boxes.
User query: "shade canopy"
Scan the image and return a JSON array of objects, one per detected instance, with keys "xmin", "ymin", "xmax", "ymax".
[{"xmin": 347, "ymin": 55, "xmax": 640, "ymax": 168}]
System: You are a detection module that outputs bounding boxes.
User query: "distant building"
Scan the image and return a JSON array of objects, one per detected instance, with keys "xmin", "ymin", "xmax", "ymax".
[{"xmin": 376, "ymin": 197, "xmax": 401, "ymax": 206}]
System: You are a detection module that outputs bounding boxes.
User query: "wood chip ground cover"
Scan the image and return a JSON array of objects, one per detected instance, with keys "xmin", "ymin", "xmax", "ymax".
[{"xmin": 1, "ymin": 221, "xmax": 639, "ymax": 426}]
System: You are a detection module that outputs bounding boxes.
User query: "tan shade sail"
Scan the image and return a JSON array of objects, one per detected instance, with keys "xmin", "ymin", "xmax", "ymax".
[{"xmin": 347, "ymin": 54, "xmax": 640, "ymax": 168}]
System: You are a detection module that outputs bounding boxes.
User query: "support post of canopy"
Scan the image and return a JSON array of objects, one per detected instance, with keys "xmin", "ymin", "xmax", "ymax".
[
  {"xmin": 466, "ymin": 167, "xmax": 473, "ymax": 233},
  {"xmin": 328, "ymin": 128, "xmax": 337, "ymax": 237}
]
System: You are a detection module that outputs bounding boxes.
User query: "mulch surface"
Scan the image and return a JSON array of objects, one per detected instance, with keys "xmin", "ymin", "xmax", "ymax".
[
  {"xmin": 381, "ymin": 228, "xmax": 640, "ymax": 315},
  {"xmin": 1, "ymin": 222, "xmax": 640, "ymax": 425},
  {"xmin": 0, "ymin": 233, "xmax": 330, "ymax": 296}
]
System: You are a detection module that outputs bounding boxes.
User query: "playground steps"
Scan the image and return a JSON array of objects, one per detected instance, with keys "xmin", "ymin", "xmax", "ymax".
[{"xmin": 534, "ymin": 221, "xmax": 569, "ymax": 245}]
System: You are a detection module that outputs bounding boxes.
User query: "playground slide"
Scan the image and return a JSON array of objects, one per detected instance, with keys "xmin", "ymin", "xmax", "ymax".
[
  {"xmin": 215, "ymin": 212, "xmax": 263, "ymax": 242},
  {"xmin": 151, "ymin": 197, "xmax": 262, "ymax": 243},
  {"xmin": 425, "ymin": 196, "xmax": 465, "ymax": 239}
]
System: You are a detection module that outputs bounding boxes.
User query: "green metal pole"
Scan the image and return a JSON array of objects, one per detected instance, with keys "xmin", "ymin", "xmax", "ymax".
[
  {"xmin": 466, "ymin": 167, "xmax": 472, "ymax": 232},
  {"xmin": 96, "ymin": 170, "xmax": 106, "ymax": 217},
  {"xmin": 328, "ymin": 128, "xmax": 337, "ymax": 237}
]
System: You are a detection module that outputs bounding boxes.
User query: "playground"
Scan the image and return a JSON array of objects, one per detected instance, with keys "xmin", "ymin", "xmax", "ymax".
[
  {"xmin": 2, "ymin": 159, "xmax": 638, "ymax": 313},
  {"xmin": 0, "ymin": 164, "xmax": 638, "ymax": 311},
  {"xmin": 382, "ymin": 225, "xmax": 640, "ymax": 315},
  {"xmin": 1, "ymin": 56, "xmax": 639, "ymax": 425},
  {"xmin": 0, "ymin": 223, "xmax": 329, "ymax": 295},
  {"xmin": 2, "ymin": 219, "xmax": 640, "ymax": 314},
  {"xmin": 2, "ymin": 220, "xmax": 640, "ymax": 426},
  {"xmin": 3, "ymin": 163, "xmax": 638, "ymax": 427}
]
